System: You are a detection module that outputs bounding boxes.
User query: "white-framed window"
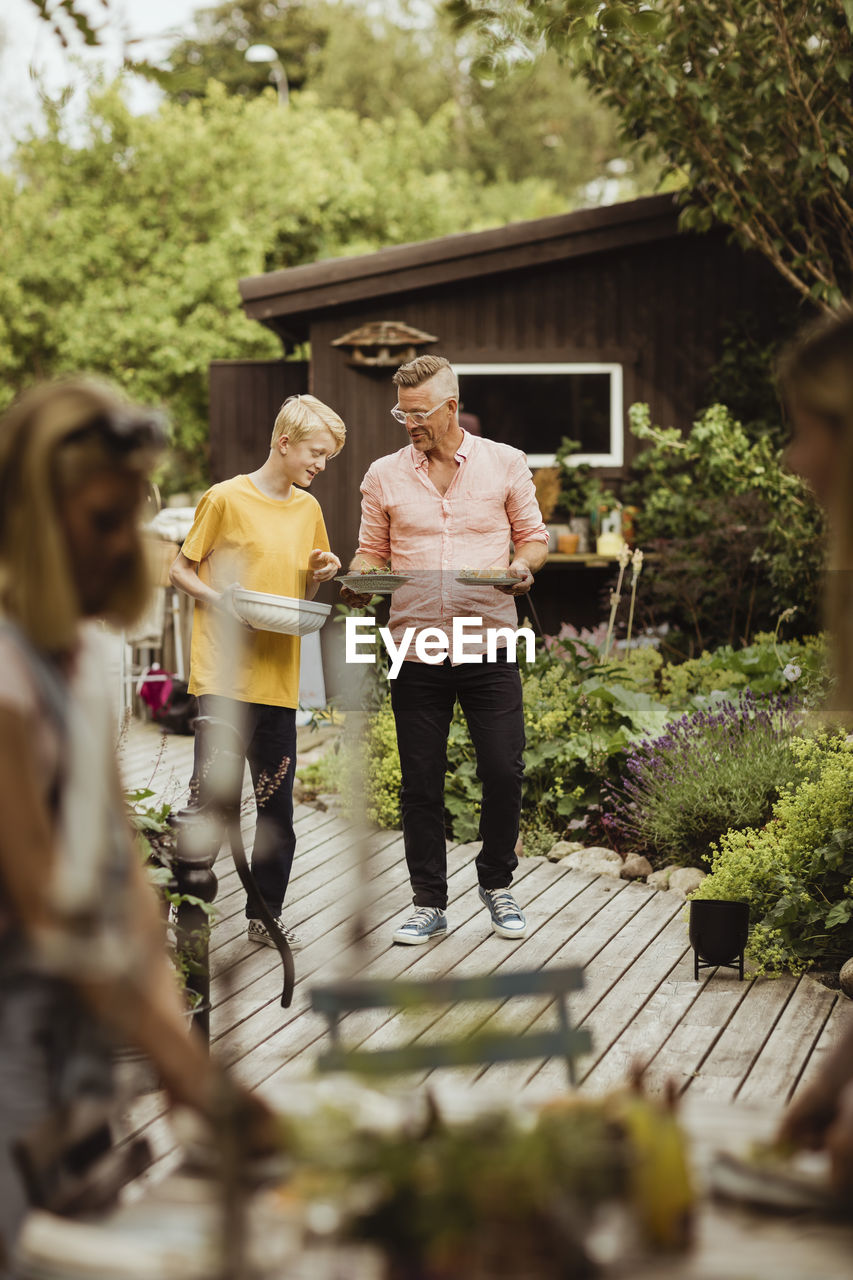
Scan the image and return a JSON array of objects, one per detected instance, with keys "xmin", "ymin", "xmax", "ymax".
[{"xmin": 453, "ymin": 363, "xmax": 624, "ymax": 469}]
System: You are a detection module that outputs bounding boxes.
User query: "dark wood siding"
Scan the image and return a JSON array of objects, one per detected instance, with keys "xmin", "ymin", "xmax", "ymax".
[
  {"xmin": 208, "ymin": 359, "xmax": 308, "ymax": 482},
  {"xmin": 304, "ymin": 227, "xmax": 795, "ymax": 565}
]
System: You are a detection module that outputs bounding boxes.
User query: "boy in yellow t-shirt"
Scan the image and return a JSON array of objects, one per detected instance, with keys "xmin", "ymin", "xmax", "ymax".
[{"xmin": 170, "ymin": 394, "xmax": 345, "ymax": 950}]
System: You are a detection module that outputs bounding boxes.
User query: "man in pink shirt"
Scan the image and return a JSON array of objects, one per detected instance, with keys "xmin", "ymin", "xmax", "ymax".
[{"xmin": 342, "ymin": 355, "xmax": 549, "ymax": 945}]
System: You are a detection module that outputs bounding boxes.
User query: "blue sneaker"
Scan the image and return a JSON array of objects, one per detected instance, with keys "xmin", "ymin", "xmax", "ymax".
[
  {"xmin": 392, "ymin": 906, "xmax": 448, "ymax": 945},
  {"xmin": 479, "ymin": 886, "xmax": 527, "ymax": 939}
]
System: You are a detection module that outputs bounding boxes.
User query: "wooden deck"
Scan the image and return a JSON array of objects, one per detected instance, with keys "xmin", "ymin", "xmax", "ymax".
[{"xmin": 119, "ymin": 720, "xmax": 853, "ymax": 1178}]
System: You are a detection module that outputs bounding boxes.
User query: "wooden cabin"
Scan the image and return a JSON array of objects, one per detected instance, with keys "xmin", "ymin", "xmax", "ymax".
[{"xmin": 210, "ymin": 193, "xmax": 797, "ymax": 667}]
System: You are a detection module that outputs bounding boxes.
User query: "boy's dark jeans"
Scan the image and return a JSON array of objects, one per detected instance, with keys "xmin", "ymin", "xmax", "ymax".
[
  {"xmin": 191, "ymin": 695, "xmax": 297, "ymax": 918},
  {"xmin": 390, "ymin": 654, "xmax": 524, "ymax": 910}
]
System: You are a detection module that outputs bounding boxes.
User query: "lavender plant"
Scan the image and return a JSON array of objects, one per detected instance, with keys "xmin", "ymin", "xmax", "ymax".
[{"xmin": 605, "ymin": 690, "xmax": 804, "ymax": 868}]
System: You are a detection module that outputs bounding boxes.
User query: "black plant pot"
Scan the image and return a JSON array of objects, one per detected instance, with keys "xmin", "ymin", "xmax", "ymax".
[{"xmin": 689, "ymin": 899, "xmax": 749, "ymax": 980}]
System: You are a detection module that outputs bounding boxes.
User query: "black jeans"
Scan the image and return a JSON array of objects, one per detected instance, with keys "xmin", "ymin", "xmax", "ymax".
[
  {"xmin": 390, "ymin": 655, "xmax": 525, "ymax": 909},
  {"xmin": 191, "ymin": 695, "xmax": 297, "ymax": 918}
]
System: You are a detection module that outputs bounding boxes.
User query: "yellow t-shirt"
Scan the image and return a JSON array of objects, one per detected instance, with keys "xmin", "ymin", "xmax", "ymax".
[{"xmin": 182, "ymin": 475, "xmax": 330, "ymax": 707}]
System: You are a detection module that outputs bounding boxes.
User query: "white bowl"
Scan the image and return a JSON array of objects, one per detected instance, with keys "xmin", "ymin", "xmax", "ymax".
[{"xmin": 231, "ymin": 589, "xmax": 331, "ymax": 636}]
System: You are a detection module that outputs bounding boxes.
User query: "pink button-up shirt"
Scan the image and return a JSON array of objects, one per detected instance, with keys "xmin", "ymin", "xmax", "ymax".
[{"xmin": 357, "ymin": 430, "xmax": 549, "ymax": 659}]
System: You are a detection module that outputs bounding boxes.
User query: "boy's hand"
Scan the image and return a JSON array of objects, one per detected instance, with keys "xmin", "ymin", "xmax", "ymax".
[{"xmin": 308, "ymin": 549, "xmax": 341, "ymax": 583}]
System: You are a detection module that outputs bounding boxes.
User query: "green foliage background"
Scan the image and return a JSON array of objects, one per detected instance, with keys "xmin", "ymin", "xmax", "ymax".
[
  {"xmin": 625, "ymin": 403, "xmax": 826, "ymax": 653},
  {"xmin": 445, "ymin": 0, "xmax": 853, "ymax": 311},
  {"xmin": 315, "ymin": 629, "xmax": 828, "ymax": 852},
  {"xmin": 0, "ymin": 83, "xmax": 570, "ymax": 490}
]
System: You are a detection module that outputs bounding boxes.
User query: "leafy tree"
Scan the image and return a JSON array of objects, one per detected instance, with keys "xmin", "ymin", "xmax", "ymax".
[
  {"xmin": 0, "ymin": 81, "xmax": 565, "ymax": 490},
  {"xmin": 156, "ymin": 0, "xmax": 657, "ymax": 201},
  {"xmin": 445, "ymin": 0, "xmax": 853, "ymax": 311},
  {"xmin": 26, "ymin": 0, "xmax": 108, "ymax": 47},
  {"xmin": 148, "ymin": 0, "xmax": 334, "ymax": 101}
]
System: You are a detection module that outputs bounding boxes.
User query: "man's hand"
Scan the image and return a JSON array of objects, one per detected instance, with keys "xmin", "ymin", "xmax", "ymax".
[
  {"xmin": 498, "ymin": 559, "xmax": 534, "ymax": 596},
  {"xmin": 339, "ymin": 556, "xmax": 386, "ymax": 607},
  {"xmin": 340, "ymin": 586, "xmax": 374, "ymax": 607},
  {"xmin": 308, "ymin": 549, "xmax": 341, "ymax": 583}
]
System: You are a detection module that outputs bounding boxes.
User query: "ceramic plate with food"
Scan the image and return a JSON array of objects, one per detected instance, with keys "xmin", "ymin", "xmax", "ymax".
[
  {"xmin": 336, "ymin": 571, "xmax": 411, "ymax": 594},
  {"xmin": 455, "ymin": 569, "xmax": 518, "ymax": 587}
]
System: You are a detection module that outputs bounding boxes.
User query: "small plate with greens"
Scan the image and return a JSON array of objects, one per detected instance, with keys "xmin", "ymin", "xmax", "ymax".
[{"xmin": 337, "ymin": 570, "xmax": 411, "ymax": 594}]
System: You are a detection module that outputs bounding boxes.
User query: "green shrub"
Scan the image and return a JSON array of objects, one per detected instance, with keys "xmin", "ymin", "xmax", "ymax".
[
  {"xmin": 659, "ymin": 632, "xmax": 829, "ymax": 709},
  {"xmin": 694, "ymin": 734, "xmax": 853, "ymax": 974},
  {"xmin": 442, "ymin": 652, "xmax": 673, "ymax": 845},
  {"xmin": 349, "ymin": 631, "xmax": 832, "ymax": 863},
  {"xmin": 626, "ymin": 402, "xmax": 826, "ymax": 654},
  {"xmin": 606, "ymin": 691, "xmax": 804, "ymax": 868},
  {"xmin": 297, "ymin": 754, "xmax": 340, "ymax": 800},
  {"xmin": 349, "ymin": 699, "xmax": 402, "ymax": 830},
  {"xmin": 519, "ymin": 811, "xmax": 565, "ymax": 859}
]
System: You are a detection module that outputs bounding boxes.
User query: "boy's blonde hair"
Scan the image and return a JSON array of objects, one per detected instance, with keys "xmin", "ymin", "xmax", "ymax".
[{"xmin": 271, "ymin": 394, "xmax": 346, "ymax": 455}]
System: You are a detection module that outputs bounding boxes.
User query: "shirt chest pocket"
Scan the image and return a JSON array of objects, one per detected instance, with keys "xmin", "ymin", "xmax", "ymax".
[
  {"xmin": 453, "ymin": 490, "xmax": 509, "ymax": 534},
  {"xmin": 385, "ymin": 495, "xmax": 437, "ymax": 540}
]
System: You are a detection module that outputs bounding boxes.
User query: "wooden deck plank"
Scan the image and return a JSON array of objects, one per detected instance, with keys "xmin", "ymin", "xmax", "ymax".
[
  {"xmin": 639, "ymin": 961, "xmax": 754, "ymax": 1096},
  {"xmin": 413, "ymin": 874, "xmax": 638, "ymax": 1089},
  {"xmin": 505, "ymin": 884, "xmax": 685, "ymax": 1095},
  {"xmin": 208, "ymin": 824, "xmax": 402, "ymax": 956},
  {"xmin": 225, "ymin": 857, "xmax": 552, "ymax": 1092},
  {"xmin": 222, "ymin": 855, "xmax": 545, "ymax": 1085},
  {"xmin": 687, "ymin": 974, "xmax": 798, "ymax": 1102},
  {"xmin": 790, "ymin": 995, "xmax": 853, "ymax": 1097},
  {"xmin": 576, "ymin": 944, "xmax": 716, "ymax": 1096},
  {"xmin": 555, "ymin": 893, "xmax": 687, "ymax": 1088},
  {"xmin": 738, "ymin": 975, "xmax": 839, "ymax": 1104},
  {"xmin": 210, "ymin": 842, "xmax": 490, "ymax": 1074},
  {"xmin": 207, "ymin": 833, "xmax": 416, "ymax": 1022},
  {"xmin": 333, "ymin": 862, "xmax": 593, "ymax": 1076},
  {"xmin": 208, "ymin": 836, "xmax": 413, "ymax": 1024}
]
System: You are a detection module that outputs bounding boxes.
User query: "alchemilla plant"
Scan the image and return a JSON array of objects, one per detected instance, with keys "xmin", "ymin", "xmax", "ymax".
[{"xmin": 694, "ymin": 734, "xmax": 853, "ymax": 974}]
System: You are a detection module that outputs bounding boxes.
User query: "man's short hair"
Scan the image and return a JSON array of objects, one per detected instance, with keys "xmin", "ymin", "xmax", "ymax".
[
  {"xmin": 271, "ymin": 394, "xmax": 346, "ymax": 454},
  {"xmin": 393, "ymin": 355, "xmax": 458, "ymax": 396}
]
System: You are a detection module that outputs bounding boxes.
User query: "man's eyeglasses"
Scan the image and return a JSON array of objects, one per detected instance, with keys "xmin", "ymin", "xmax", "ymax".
[{"xmin": 390, "ymin": 397, "xmax": 452, "ymax": 427}]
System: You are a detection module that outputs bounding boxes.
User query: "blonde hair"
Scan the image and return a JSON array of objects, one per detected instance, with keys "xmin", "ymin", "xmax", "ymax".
[
  {"xmin": 777, "ymin": 311, "xmax": 853, "ymax": 722},
  {"xmin": 271, "ymin": 394, "xmax": 346, "ymax": 455},
  {"xmin": 0, "ymin": 378, "xmax": 165, "ymax": 653}
]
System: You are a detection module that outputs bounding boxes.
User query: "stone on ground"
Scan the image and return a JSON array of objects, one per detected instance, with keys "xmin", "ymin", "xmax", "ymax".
[
  {"xmin": 621, "ymin": 853, "xmax": 653, "ymax": 880},
  {"xmin": 668, "ymin": 867, "xmax": 707, "ymax": 899},
  {"xmin": 565, "ymin": 846, "xmax": 623, "ymax": 877}
]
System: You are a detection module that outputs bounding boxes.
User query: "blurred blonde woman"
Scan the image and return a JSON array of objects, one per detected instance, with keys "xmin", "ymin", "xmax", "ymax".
[
  {"xmin": 776, "ymin": 311, "xmax": 853, "ymax": 1189},
  {"xmin": 0, "ymin": 380, "xmax": 272, "ymax": 1272}
]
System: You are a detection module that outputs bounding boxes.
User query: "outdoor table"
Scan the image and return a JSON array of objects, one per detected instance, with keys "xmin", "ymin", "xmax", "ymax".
[
  {"xmin": 629, "ymin": 1095, "xmax": 853, "ymax": 1279},
  {"xmin": 15, "ymin": 1094, "xmax": 853, "ymax": 1279}
]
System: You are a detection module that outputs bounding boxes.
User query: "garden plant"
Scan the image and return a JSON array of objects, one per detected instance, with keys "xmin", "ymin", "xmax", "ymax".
[
  {"xmin": 306, "ymin": 616, "xmax": 830, "ymax": 869},
  {"xmin": 604, "ymin": 690, "xmax": 805, "ymax": 868},
  {"xmin": 694, "ymin": 733, "xmax": 853, "ymax": 975}
]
